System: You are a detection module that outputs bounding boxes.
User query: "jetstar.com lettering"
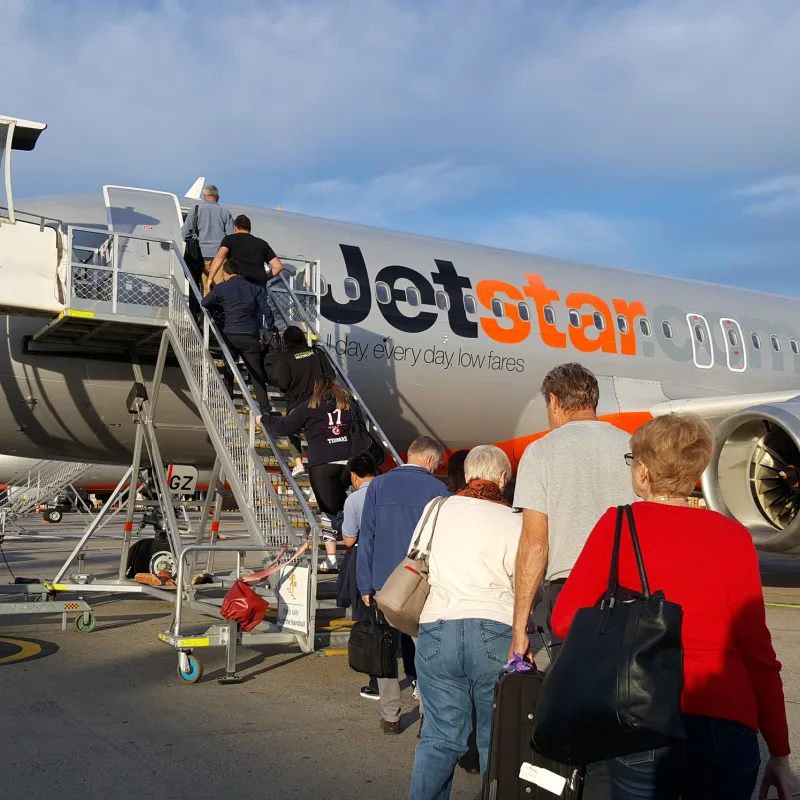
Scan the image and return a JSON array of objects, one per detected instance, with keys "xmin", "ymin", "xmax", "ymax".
[{"xmin": 320, "ymin": 245, "xmax": 648, "ymax": 357}]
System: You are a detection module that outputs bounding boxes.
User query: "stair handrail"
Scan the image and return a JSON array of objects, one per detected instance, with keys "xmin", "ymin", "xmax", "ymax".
[
  {"xmin": 167, "ymin": 243, "xmax": 321, "ymax": 542},
  {"xmin": 269, "ymin": 271, "xmax": 403, "ymax": 468}
]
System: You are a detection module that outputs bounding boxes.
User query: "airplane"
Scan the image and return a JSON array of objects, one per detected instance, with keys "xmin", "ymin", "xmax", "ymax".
[{"xmin": 2, "ymin": 114, "xmax": 800, "ymax": 555}]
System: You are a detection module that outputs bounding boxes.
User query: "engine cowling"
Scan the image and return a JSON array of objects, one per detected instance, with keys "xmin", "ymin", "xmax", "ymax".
[{"xmin": 702, "ymin": 400, "xmax": 800, "ymax": 553}]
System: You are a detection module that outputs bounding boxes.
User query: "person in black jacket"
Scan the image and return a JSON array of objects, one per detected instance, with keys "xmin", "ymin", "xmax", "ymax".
[
  {"xmin": 265, "ymin": 375, "xmax": 352, "ymax": 571},
  {"xmin": 201, "ymin": 260, "xmax": 272, "ymax": 417},
  {"xmin": 268, "ymin": 326, "xmax": 335, "ymax": 478}
]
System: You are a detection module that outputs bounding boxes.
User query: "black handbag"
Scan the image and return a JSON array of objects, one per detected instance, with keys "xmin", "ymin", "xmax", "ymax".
[
  {"xmin": 349, "ymin": 400, "xmax": 386, "ymax": 467},
  {"xmin": 184, "ymin": 204, "xmax": 204, "ymax": 282},
  {"xmin": 347, "ymin": 602, "xmax": 398, "ymax": 679},
  {"xmin": 532, "ymin": 505, "xmax": 685, "ymax": 765}
]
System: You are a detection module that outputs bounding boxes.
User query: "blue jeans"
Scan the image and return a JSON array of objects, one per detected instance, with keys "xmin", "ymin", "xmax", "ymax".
[
  {"xmin": 607, "ymin": 715, "xmax": 760, "ymax": 800},
  {"xmin": 409, "ymin": 618, "xmax": 511, "ymax": 800}
]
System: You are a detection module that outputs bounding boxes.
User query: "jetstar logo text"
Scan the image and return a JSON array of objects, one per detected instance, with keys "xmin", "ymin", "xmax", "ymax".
[{"xmin": 321, "ymin": 245, "xmax": 648, "ymax": 356}]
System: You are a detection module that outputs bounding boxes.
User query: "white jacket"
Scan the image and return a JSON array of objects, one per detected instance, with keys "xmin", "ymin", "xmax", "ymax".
[{"xmin": 410, "ymin": 495, "xmax": 522, "ymax": 627}]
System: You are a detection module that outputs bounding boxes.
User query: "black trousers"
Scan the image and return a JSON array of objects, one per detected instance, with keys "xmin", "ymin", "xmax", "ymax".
[
  {"xmin": 222, "ymin": 332, "xmax": 271, "ymax": 415},
  {"xmin": 308, "ymin": 463, "xmax": 350, "ymax": 517}
]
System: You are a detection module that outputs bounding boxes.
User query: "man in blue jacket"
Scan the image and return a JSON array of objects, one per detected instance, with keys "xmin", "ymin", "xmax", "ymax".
[{"xmin": 357, "ymin": 435, "xmax": 449, "ymax": 734}]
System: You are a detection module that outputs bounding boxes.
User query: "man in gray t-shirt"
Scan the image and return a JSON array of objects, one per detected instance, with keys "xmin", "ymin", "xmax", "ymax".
[{"xmin": 511, "ymin": 363, "xmax": 635, "ymax": 660}]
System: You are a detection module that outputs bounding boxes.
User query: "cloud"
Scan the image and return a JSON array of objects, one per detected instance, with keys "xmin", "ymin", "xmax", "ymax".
[
  {"xmin": 287, "ymin": 161, "xmax": 496, "ymax": 225},
  {"xmin": 736, "ymin": 175, "xmax": 800, "ymax": 215},
  {"xmin": 3, "ymin": 0, "xmax": 800, "ymax": 200},
  {"xmin": 470, "ymin": 212, "xmax": 642, "ymax": 266}
]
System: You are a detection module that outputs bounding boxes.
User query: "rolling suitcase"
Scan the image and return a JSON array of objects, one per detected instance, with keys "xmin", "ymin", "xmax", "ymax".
[{"xmin": 483, "ymin": 631, "xmax": 584, "ymax": 799}]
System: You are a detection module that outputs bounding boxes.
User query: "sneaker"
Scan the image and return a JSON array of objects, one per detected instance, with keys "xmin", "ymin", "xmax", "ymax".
[
  {"xmin": 291, "ymin": 463, "xmax": 307, "ymax": 478},
  {"xmin": 380, "ymin": 719, "xmax": 401, "ymax": 735},
  {"xmin": 318, "ymin": 513, "xmax": 333, "ymax": 531},
  {"xmin": 318, "ymin": 558, "xmax": 339, "ymax": 573},
  {"xmin": 360, "ymin": 686, "xmax": 380, "ymax": 700},
  {"xmin": 411, "ymin": 679, "xmax": 419, "ymax": 701}
]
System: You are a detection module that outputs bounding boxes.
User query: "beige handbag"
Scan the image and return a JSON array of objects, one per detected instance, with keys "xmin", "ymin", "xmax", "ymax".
[{"xmin": 375, "ymin": 497, "xmax": 448, "ymax": 637}]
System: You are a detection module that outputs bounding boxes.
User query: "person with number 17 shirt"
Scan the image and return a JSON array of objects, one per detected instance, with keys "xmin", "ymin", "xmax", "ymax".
[{"xmin": 265, "ymin": 376, "xmax": 353, "ymax": 571}]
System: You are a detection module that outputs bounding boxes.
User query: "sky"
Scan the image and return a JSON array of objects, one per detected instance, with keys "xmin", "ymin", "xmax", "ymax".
[{"xmin": 3, "ymin": 0, "xmax": 799, "ymax": 294}]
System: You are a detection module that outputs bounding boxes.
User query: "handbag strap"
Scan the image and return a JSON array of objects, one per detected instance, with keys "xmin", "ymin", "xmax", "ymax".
[
  {"xmin": 191, "ymin": 203, "xmax": 200, "ymax": 237},
  {"xmin": 409, "ymin": 496, "xmax": 448, "ymax": 555},
  {"xmin": 604, "ymin": 506, "xmax": 624, "ymax": 604},
  {"xmin": 605, "ymin": 505, "xmax": 651, "ymax": 603},
  {"xmin": 624, "ymin": 504, "xmax": 651, "ymax": 598}
]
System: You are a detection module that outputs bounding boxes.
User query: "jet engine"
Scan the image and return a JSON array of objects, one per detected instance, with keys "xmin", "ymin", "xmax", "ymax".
[{"xmin": 702, "ymin": 399, "xmax": 800, "ymax": 553}]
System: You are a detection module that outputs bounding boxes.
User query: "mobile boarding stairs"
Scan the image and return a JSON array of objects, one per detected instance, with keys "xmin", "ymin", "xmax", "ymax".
[{"xmin": 0, "ymin": 133, "xmax": 401, "ymax": 681}]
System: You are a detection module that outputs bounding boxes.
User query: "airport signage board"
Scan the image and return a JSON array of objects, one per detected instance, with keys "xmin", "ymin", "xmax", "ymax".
[{"xmin": 276, "ymin": 563, "xmax": 309, "ymax": 635}]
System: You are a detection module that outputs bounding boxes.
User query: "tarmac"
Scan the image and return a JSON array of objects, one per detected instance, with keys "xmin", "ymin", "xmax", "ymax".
[{"xmin": 1, "ymin": 513, "xmax": 799, "ymax": 800}]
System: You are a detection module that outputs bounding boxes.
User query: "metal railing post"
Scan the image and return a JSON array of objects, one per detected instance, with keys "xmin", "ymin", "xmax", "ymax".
[{"xmin": 111, "ymin": 232, "xmax": 119, "ymax": 314}]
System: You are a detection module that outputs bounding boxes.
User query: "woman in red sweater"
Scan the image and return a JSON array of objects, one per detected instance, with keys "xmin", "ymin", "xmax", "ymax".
[{"xmin": 552, "ymin": 414, "xmax": 793, "ymax": 800}]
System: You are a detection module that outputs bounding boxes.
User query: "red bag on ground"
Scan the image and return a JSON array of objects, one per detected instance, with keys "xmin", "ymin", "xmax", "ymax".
[{"xmin": 220, "ymin": 579, "xmax": 268, "ymax": 632}]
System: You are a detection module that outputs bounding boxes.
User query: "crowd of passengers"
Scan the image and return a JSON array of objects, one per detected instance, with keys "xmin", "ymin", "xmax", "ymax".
[{"xmin": 183, "ymin": 188, "xmax": 794, "ymax": 800}]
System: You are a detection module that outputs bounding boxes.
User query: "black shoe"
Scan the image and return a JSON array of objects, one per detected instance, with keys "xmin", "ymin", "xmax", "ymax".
[{"xmin": 360, "ymin": 686, "xmax": 380, "ymax": 700}]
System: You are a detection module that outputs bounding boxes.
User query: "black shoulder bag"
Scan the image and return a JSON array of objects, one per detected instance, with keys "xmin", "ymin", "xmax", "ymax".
[
  {"xmin": 184, "ymin": 204, "xmax": 204, "ymax": 283},
  {"xmin": 532, "ymin": 505, "xmax": 685, "ymax": 765},
  {"xmin": 347, "ymin": 602, "xmax": 398, "ymax": 678},
  {"xmin": 349, "ymin": 399, "xmax": 386, "ymax": 468}
]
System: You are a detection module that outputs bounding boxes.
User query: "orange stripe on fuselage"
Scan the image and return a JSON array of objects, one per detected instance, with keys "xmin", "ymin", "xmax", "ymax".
[{"xmin": 441, "ymin": 410, "xmax": 654, "ymax": 470}]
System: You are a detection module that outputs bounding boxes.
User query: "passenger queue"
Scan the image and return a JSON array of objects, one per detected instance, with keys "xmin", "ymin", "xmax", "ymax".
[{"xmin": 183, "ymin": 189, "xmax": 794, "ymax": 800}]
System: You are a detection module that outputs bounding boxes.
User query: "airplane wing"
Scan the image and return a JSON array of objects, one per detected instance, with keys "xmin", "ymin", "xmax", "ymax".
[{"xmin": 651, "ymin": 389, "xmax": 800, "ymax": 426}]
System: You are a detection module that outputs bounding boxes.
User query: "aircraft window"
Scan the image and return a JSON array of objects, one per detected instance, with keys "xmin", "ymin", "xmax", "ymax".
[
  {"xmin": 593, "ymin": 312, "xmax": 606, "ymax": 331},
  {"xmin": 435, "ymin": 290, "xmax": 450, "ymax": 311},
  {"xmin": 727, "ymin": 328, "xmax": 740, "ymax": 348},
  {"xmin": 375, "ymin": 281, "xmax": 391, "ymax": 305},
  {"xmin": 518, "ymin": 302, "xmax": 531, "ymax": 322},
  {"xmin": 406, "ymin": 287, "xmax": 421, "ymax": 307},
  {"xmin": 568, "ymin": 309, "xmax": 581, "ymax": 328},
  {"xmin": 617, "ymin": 315, "xmax": 629, "ymax": 334},
  {"xmin": 662, "ymin": 321, "xmax": 673, "ymax": 339},
  {"xmin": 344, "ymin": 277, "xmax": 360, "ymax": 300},
  {"xmin": 791, "ymin": 338, "xmax": 800, "ymax": 355},
  {"xmin": 770, "ymin": 334, "xmax": 782, "ymax": 352},
  {"xmin": 751, "ymin": 332, "xmax": 762, "ymax": 350},
  {"xmin": 464, "ymin": 294, "xmax": 477, "ymax": 315},
  {"xmin": 491, "ymin": 298, "xmax": 505, "ymax": 318},
  {"xmin": 639, "ymin": 318, "xmax": 652, "ymax": 337},
  {"xmin": 544, "ymin": 305, "xmax": 556, "ymax": 325},
  {"xmin": 694, "ymin": 325, "xmax": 706, "ymax": 343}
]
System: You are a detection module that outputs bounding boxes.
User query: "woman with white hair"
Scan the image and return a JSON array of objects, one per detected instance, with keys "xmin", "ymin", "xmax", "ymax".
[{"xmin": 409, "ymin": 445, "xmax": 522, "ymax": 800}]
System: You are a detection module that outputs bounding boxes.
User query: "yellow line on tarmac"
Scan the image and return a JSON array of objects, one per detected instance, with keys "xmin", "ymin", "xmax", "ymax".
[
  {"xmin": 765, "ymin": 602, "xmax": 800, "ymax": 609},
  {"xmin": 318, "ymin": 649, "xmax": 348, "ymax": 657},
  {"xmin": 0, "ymin": 637, "xmax": 42, "ymax": 665}
]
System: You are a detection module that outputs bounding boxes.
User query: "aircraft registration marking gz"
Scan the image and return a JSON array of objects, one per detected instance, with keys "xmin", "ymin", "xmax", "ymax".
[{"xmin": 321, "ymin": 244, "xmax": 647, "ymax": 357}]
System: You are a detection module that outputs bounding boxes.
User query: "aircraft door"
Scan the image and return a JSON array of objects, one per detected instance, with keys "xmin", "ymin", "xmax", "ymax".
[
  {"xmin": 102, "ymin": 186, "xmax": 183, "ymax": 278},
  {"xmin": 720, "ymin": 318, "xmax": 747, "ymax": 372},
  {"xmin": 686, "ymin": 313, "xmax": 714, "ymax": 370}
]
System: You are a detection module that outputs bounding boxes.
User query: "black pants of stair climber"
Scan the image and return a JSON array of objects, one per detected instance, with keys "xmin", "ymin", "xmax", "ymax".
[
  {"xmin": 221, "ymin": 333, "xmax": 272, "ymax": 416},
  {"xmin": 309, "ymin": 462, "xmax": 350, "ymax": 573}
]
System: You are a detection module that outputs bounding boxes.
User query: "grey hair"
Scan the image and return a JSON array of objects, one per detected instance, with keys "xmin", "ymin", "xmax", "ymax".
[
  {"xmin": 407, "ymin": 435, "xmax": 444, "ymax": 465},
  {"xmin": 464, "ymin": 445, "xmax": 511, "ymax": 486},
  {"xmin": 203, "ymin": 184, "xmax": 219, "ymax": 198}
]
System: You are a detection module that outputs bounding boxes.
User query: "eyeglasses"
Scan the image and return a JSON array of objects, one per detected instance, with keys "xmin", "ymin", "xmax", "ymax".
[{"xmin": 624, "ymin": 453, "xmax": 635, "ymax": 467}]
